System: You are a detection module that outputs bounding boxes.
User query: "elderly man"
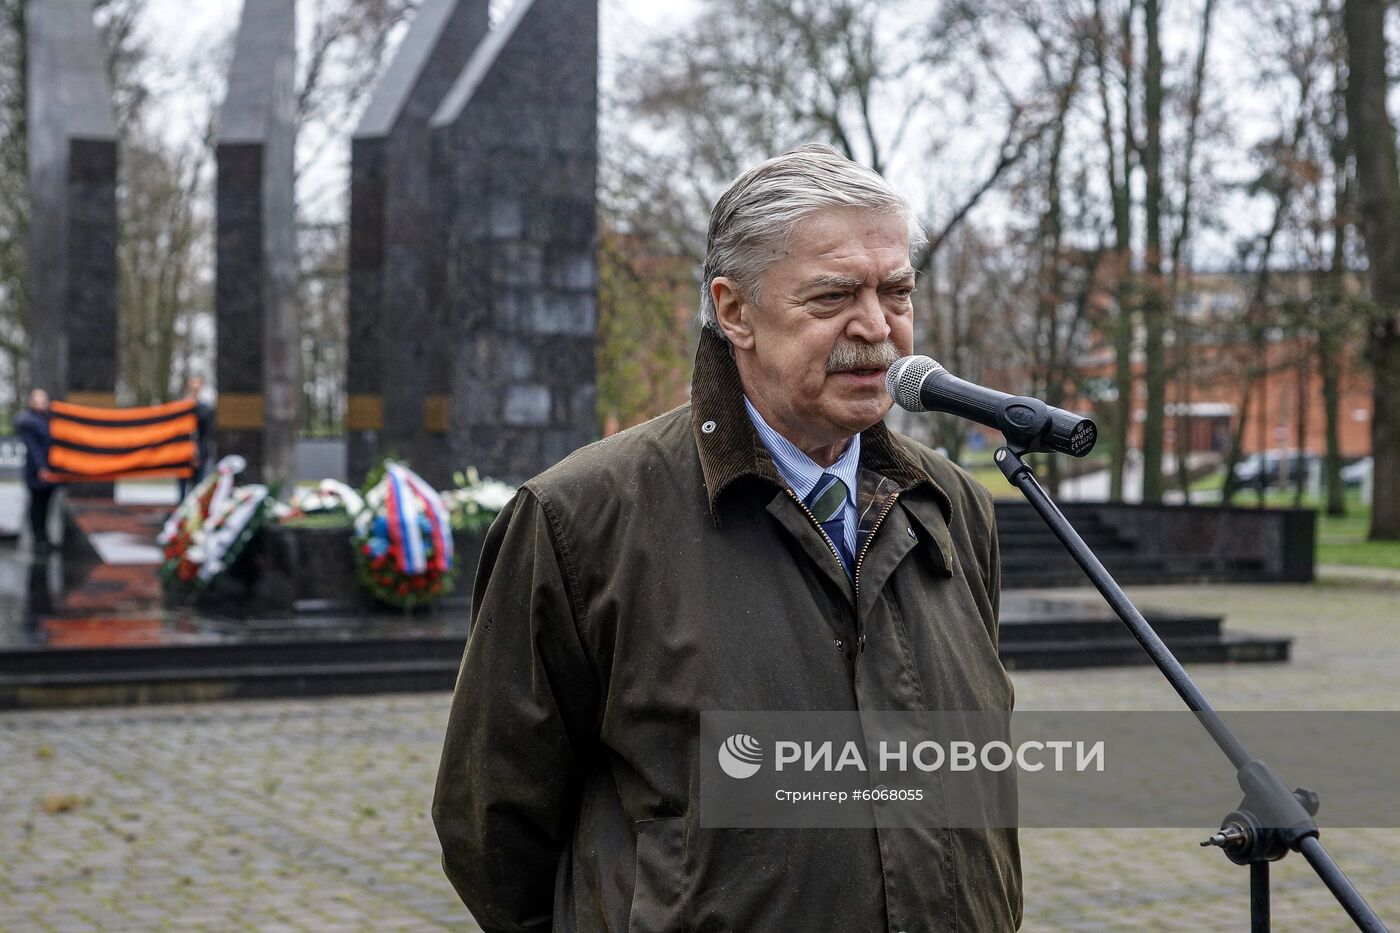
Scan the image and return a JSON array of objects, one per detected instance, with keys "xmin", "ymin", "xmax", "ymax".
[{"xmin": 434, "ymin": 144, "xmax": 1019, "ymax": 931}]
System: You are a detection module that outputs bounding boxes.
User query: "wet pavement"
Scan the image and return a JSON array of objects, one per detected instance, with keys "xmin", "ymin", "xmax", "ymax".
[
  {"xmin": 0, "ymin": 482, "xmax": 1395, "ymax": 928},
  {"xmin": 0, "ymin": 487, "xmax": 469, "ymax": 660},
  {"xmin": 0, "ymin": 580, "xmax": 1396, "ymax": 930}
]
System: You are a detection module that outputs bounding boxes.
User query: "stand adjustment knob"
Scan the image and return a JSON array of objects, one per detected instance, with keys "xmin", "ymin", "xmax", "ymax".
[{"xmin": 1201, "ymin": 822, "xmax": 1250, "ymax": 850}]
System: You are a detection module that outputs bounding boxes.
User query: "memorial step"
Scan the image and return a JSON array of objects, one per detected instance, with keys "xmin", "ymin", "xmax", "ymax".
[
  {"xmin": 998, "ymin": 614, "xmax": 1222, "ymax": 645},
  {"xmin": 1000, "ymin": 632, "xmax": 1292, "ymax": 671}
]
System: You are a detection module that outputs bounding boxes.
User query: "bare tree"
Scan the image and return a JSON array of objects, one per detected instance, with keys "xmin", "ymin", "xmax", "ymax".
[
  {"xmin": 117, "ymin": 134, "xmax": 211, "ymax": 405},
  {"xmin": 298, "ymin": 220, "xmax": 349, "ymax": 436},
  {"xmin": 1089, "ymin": 0, "xmax": 1227, "ymax": 501},
  {"xmin": 1165, "ymin": 0, "xmax": 1217, "ymax": 503},
  {"xmin": 1138, "ymin": 0, "xmax": 1169, "ymax": 502},
  {"xmin": 0, "ymin": 0, "xmax": 29, "ymax": 422},
  {"xmin": 1343, "ymin": 0, "xmax": 1400, "ymax": 539},
  {"xmin": 1318, "ymin": 3, "xmax": 1356, "ymax": 516},
  {"xmin": 990, "ymin": 0, "xmax": 1097, "ymax": 490},
  {"xmin": 1090, "ymin": 0, "xmax": 1138, "ymax": 499},
  {"xmin": 926, "ymin": 224, "xmax": 1016, "ymax": 460},
  {"xmin": 596, "ymin": 226, "xmax": 696, "ymax": 432},
  {"xmin": 294, "ymin": 0, "xmax": 421, "ymax": 219},
  {"xmin": 291, "ymin": 0, "xmax": 422, "ymax": 437},
  {"xmin": 613, "ymin": 0, "xmax": 1084, "ymax": 457}
]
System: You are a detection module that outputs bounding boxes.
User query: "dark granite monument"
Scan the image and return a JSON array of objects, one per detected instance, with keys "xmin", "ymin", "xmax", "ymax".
[
  {"xmin": 25, "ymin": 0, "xmax": 118, "ymax": 405},
  {"xmin": 429, "ymin": 0, "xmax": 599, "ymax": 484},
  {"xmin": 348, "ymin": 0, "xmax": 491, "ymax": 487},
  {"xmin": 214, "ymin": 0, "xmax": 298, "ymax": 488}
]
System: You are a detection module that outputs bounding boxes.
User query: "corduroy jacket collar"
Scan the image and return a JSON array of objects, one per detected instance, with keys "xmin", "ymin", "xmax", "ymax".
[{"xmin": 688, "ymin": 327, "xmax": 948, "ymax": 524}]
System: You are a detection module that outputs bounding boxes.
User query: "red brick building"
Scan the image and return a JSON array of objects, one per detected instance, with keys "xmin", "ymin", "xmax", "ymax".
[{"xmin": 1056, "ymin": 272, "xmax": 1373, "ymax": 461}]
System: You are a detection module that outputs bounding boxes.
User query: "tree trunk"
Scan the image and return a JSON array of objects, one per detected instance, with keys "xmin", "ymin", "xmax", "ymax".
[
  {"xmin": 1321, "ymin": 90, "xmax": 1349, "ymax": 517},
  {"xmin": 1036, "ymin": 58, "xmax": 1080, "ymax": 496},
  {"xmin": 1343, "ymin": 0, "xmax": 1400, "ymax": 539},
  {"xmin": 1319, "ymin": 333, "xmax": 1345, "ymax": 513},
  {"xmin": 1094, "ymin": 0, "xmax": 1135, "ymax": 501},
  {"xmin": 1167, "ymin": 0, "xmax": 1215, "ymax": 506},
  {"xmin": 1293, "ymin": 340, "xmax": 1309, "ymax": 509},
  {"xmin": 3, "ymin": 0, "xmax": 29, "ymax": 415},
  {"xmin": 1139, "ymin": 0, "xmax": 1167, "ymax": 503},
  {"xmin": 1174, "ymin": 329, "xmax": 1193, "ymax": 504}
]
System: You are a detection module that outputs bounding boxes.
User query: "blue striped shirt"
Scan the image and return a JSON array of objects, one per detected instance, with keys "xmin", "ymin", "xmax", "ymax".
[{"xmin": 742, "ymin": 396, "xmax": 860, "ymax": 561}]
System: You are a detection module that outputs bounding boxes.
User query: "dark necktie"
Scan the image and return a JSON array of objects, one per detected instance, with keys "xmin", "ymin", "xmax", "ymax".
[{"xmin": 805, "ymin": 473, "xmax": 853, "ymax": 576}]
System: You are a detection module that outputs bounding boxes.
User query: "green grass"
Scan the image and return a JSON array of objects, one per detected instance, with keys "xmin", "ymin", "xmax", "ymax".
[
  {"xmin": 1316, "ymin": 510, "xmax": 1400, "ymax": 570},
  {"xmin": 967, "ymin": 465, "xmax": 1020, "ymax": 499},
  {"xmin": 959, "ymin": 452, "xmax": 1110, "ymax": 501},
  {"xmin": 1178, "ymin": 481, "xmax": 1400, "ymax": 570},
  {"xmin": 964, "ymin": 460, "xmax": 1400, "ymax": 571},
  {"xmin": 1183, "ymin": 477, "xmax": 1400, "ymax": 570}
]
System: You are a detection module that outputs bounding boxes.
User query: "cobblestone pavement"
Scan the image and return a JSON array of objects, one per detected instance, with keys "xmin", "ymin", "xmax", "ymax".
[{"xmin": 1, "ymin": 581, "xmax": 1397, "ymax": 931}]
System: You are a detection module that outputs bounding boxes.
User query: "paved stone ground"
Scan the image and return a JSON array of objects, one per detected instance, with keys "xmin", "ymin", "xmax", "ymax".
[{"xmin": 1, "ymin": 580, "xmax": 1397, "ymax": 931}]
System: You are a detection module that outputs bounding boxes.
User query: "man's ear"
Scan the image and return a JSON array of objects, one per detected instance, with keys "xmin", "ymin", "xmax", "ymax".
[{"xmin": 711, "ymin": 277, "xmax": 756, "ymax": 350}]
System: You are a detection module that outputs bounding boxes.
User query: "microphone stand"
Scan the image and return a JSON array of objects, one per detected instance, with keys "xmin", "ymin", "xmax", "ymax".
[{"xmin": 994, "ymin": 443, "xmax": 1387, "ymax": 932}]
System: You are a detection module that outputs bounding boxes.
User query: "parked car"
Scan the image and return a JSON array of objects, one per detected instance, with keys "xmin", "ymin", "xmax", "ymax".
[
  {"xmin": 1232, "ymin": 450, "xmax": 1318, "ymax": 489},
  {"xmin": 1341, "ymin": 457, "xmax": 1372, "ymax": 488}
]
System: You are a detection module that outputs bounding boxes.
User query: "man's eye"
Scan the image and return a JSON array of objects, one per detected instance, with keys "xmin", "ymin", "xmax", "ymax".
[{"xmin": 815, "ymin": 292, "xmax": 849, "ymax": 303}]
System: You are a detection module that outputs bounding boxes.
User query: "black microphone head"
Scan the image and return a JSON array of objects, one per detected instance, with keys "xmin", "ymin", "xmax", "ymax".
[{"xmin": 886, "ymin": 356, "xmax": 944, "ymax": 412}]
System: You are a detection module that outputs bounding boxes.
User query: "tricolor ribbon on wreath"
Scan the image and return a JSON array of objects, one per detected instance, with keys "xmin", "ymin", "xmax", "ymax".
[
  {"xmin": 348, "ymin": 461, "xmax": 458, "ymax": 608},
  {"xmin": 383, "ymin": 463, "xmax": 454, "ymax": 575}
]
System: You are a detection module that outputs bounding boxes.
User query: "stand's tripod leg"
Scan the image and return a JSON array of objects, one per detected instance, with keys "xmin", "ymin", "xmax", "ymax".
[
  {"xmin": 1252, "ymin": 861, "xmax": 1270, "ymax": 933},
  {"xmin": 994, "ymin": 445, "xmax": 1389, "ymax": 932}
]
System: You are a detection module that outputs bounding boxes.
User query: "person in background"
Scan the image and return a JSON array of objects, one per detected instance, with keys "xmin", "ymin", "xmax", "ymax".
[
  {"xmin": 16, "ymin": 389, "xmax": 55, "ymax": 553},
  {"xmin": 178, "ymin": 377, "xmax": 215, "ymax": 501}
]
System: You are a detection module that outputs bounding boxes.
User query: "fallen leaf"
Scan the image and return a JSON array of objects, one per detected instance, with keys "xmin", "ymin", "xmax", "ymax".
[{"xmin": 41, "ymin": 792, "xmax": 86, "ymax": 814}]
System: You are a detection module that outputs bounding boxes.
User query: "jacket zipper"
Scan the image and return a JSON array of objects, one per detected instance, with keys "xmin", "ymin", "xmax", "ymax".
[
  {"xmin": 786, "ymin": 488, "xmax": 845, "ymax": 571},
  {"xmin": 789, "ymin": 488, "xmax": 903, "ymax": 656},
  {"xmin": 787, "ymin": 488, "xmax": 904, "ymax": 598},
  {"xmin": 853, "ymin": 492, "xmax": 901, "ymax": 598}
]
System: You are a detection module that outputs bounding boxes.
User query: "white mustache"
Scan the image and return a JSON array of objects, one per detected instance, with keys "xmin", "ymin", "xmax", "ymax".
[{"xmin": 826, "ymin": 340, "xmax": 901, "ymax": 374}]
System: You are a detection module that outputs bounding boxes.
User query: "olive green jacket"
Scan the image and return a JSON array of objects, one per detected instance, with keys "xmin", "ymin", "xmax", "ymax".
[{"xmin": 434, "ymin": 330, "xmax": 1021, "ymax": 931}]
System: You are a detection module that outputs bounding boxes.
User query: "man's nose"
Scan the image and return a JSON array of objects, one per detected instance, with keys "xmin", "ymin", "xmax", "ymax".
[{"xmin": 846, "ymin": 289, "xmax": 892, "ymax": 343}]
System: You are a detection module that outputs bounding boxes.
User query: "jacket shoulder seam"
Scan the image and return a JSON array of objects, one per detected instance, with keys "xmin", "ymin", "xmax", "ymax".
[{"xmin": 522, "ymin": 483, "xmax": 591, "ymax": 638}]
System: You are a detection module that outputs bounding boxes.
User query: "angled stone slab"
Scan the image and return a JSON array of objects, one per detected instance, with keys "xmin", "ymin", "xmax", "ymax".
[
  {"xmin": 348, "ymin": 0, "xmax": 490, "ymax": 487},
  {"xmin": 430, "ymin": 0, "xmax": 598, "ymax": 484},
  {"xmin": 26, "ymin": 0, "xmax": 119, "ymax": 404},
  {"xmin": 215, "ymin": 0, "xmax": 297, "ymax": 487}
]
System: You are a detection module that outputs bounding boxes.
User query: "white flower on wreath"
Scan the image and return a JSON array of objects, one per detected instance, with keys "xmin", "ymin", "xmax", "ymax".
[
  {"xmin": 291, "ymin": 480, "xmax": 366, "ymax": 519},
  {"xmin": 445, "ymin": 468, "xmax": 516, "ymax": 515}
]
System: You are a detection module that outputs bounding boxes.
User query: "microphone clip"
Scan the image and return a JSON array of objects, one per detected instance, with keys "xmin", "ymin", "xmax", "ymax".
[{"xmin": 994, "ymin": 396, "xmax": 1054, "ymax": 455}]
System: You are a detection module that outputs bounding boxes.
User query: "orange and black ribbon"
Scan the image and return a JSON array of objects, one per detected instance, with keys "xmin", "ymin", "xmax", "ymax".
[{"xmin": 42, "ymin": 399, "xmax": 198, "ymax": 483}]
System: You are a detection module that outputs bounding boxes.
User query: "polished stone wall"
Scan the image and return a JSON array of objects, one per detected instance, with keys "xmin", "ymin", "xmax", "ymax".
[
  {"xmin": 25, "ymin": 0, "xmax": 118, "ymax": 404},
  {"xmin": 347, "ymin": 0, "xmax": 490, "ymax": 487},
  {"xmin": 430, "ymin": 0, "xmax": 598, "ymax": 485},
  {"xmin": 214, "ymin": 0, "xmax": 298, "ymax": 487}
]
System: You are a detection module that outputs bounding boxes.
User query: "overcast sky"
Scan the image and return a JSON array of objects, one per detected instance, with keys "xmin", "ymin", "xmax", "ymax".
[{"xmin": 134, "ymin": 0, "xmax": 698, "ymax": 223}]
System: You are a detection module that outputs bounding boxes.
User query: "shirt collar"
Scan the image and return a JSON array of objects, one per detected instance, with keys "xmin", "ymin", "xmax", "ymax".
[
  {"xmin": 742, "ymin": 396, "xmax": 860, "ymax": 505},
  {"xmin": 688, "ymin": 327, "xmax": 947, "ymax": 525}
]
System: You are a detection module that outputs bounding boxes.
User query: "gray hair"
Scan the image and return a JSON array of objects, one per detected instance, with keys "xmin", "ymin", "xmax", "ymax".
[{"xmin": 699, "ymin": 143, "xmax": 927, "ymax": 339}]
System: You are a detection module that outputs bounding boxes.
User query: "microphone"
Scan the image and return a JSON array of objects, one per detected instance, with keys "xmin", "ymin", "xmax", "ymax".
[{"xmin": 886, "ymin": 356, "xmax": 1098, "ymax": 457}]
